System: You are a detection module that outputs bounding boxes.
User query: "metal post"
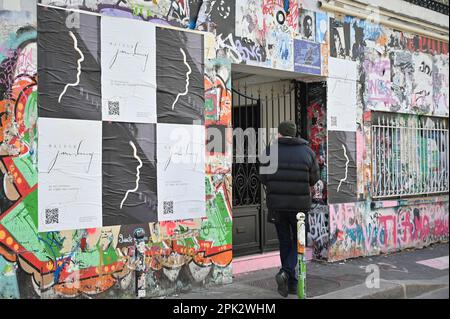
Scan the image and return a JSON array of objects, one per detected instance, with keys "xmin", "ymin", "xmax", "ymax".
[
  {"xmin": 297, "ymin": 212, "xmax": 306, "ymax": 299},
  {"xmin": 134, "ymin": 228, "xmax": 146, "ymax": 298}
]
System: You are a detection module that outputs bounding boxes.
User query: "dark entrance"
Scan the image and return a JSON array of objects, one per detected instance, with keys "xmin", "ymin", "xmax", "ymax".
[
  {"xmin": 232, "ymin": 79, "xmax": 327, "ymax": 257},
  {"xmin": 232, "ymin": 82, "xmax": 297, "ymax": 257}
]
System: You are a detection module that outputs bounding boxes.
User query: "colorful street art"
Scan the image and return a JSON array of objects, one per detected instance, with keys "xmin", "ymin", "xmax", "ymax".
[
  {"xmin": 307, "ymin": 82, "xmax": 327, "ymax": 203},
  {"xmin": 327, "ymin": 198, "xmax": 449, "ymax": 261},
  {"xmin": 1, "ymin": 1, "xmax": 233, "ymax": 299},
  {"xmin": 37, "ymin": 0, "xmax": 449, "ymax": 119},
  {"xmin": 1, "ymin": 0, "xmax": 449, "ymax": 300}
]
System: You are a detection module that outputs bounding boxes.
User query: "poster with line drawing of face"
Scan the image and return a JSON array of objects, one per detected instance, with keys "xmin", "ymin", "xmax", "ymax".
[
  {"xmin": 156, "ymin": 27, "xmax": 204, "ymax": 125},
  {"xmin": 157, "ymin": 123, "xmax": 206, "ymax": 222},
  {"xmin": 102, "ymin": 122, "xmax": 157, "ymax": 226},
  {"xmin": 37, "ymin": 5, "xmax": 101, "ymax": 120},
  {"xmin": 328, "ymin": 131, "xmax": 357, "ymax": 204},
  {"xmin": 38, "ymin": 118, "xmax": 102, "ymax": 232},
  {"xmin": 101, "ymin": 16, "xmax": 157, "ymax": 124}
]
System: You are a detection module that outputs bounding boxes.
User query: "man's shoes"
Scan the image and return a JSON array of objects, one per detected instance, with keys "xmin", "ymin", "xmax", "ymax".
[{"xmin": 275, "ymin": 271, "xmax": 289, "ymax": 297}]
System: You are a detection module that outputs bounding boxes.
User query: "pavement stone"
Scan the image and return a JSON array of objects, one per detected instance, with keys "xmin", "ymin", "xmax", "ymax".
[{"xmin": 166, "ymin": 243, "xmax": 449, "ymax": 299}]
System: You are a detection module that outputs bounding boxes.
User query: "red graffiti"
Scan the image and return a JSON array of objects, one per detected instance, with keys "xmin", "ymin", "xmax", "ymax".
[
  {"xmin": 379, "ymin": 215, "xmax": 397, "ymax": 248},
  {"xmin": 400, "ymin": 211, "xmax": 414, "ymax": 243},
  {"xmin": 307, "ymin": 102, "xmax": 325, "ymax": 156},
  {"xmin": 433, "ymin": 217, "xmax": 449, "ymax": 237}
]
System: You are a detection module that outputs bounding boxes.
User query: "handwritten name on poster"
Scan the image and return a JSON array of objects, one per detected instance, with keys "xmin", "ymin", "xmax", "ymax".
[
  {"xmin": 156, "ymin": 123, "xmax": 206, "ymax": 221},
  {"xmin": 38, "ymin": 118, "xmax": 102, "ymax": 232}
]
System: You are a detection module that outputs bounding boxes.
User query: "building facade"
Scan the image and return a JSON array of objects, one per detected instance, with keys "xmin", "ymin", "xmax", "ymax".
[{"xmin": 0, "ymin": 0, "xmax": 448, "ymax": 298}]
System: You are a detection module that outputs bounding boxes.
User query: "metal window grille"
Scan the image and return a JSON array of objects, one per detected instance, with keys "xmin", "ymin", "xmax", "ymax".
[
  {"xmin": 403, "ymin": 0, "xmax": 449, "ymax": 15},
  {"xmin": 372, "ymin": 114, "xmax": 449, "ymax": 199}
]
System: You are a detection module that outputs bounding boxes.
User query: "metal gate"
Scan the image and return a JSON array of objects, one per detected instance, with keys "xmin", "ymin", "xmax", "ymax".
[{"xmin": 232, "ymin": 81, "xmax": 297, "ymax": 257}]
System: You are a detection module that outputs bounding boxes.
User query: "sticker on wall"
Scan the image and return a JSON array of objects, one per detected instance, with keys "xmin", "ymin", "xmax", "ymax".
[
  {"xmin": 299, "ymin": 9, "xmax": 315, "ymax": 42},
  {"xmin": 315, "ymin": 12, "xmax": 328, "ymax": 44},
  {"xmin": 197, "ymin": 0, "xmax": 235, "ymax": 36},
  {"xmin": 432, "ymin": 54, "xmax": 449, "ymax": 116},
  {"xmin": 157, "ymin": 123, "xmax": 206, "ymax": 221},
  {"xmin": 412, "ymin": 52, "xmax": 433, "ymax": 113},
  {"xmin": 117, "ymin": 224, "xmax": 151, "ymax": 249},
  {"xmin": 37, "ymin": 5, "xmax": 101, "ymax": 120},
  {"xmin": 364, "ymin": 55, "xmax": 394, "ymax": 111},
  {"xmin": 269, "ymin": 30, "xmax": 294, "ymax": 71},
  {"xmin": 156, "ymin": 27, "xmax": 205, "ymax": 125},
  {"xmin": 329, "ymin": 18, "xmax": 355, "ymax": 60},
  {"xmin": 390, "ymin": 50, "xmax": 414, "ymax": 112},
  {"xmin": 38, "ymin": 118, "xmax": 102, "ymax": 232},
  {"xmin": 101, "ymin": 16, "xmax": 157, "ymax": 124},
  {"xmin": 328, "ymin": 131, "xmax": 357, "ymax": 204},
  {"xmin": 235, "ymin": 0, "xmax": 263, "ymax": 43},
  {"xmin": 102, "ymin": 122, "xmax": 158, "ymax": 226},
  {"xmin": 294, "ymin": 39, "xmax": 321, "ymax": 75}
]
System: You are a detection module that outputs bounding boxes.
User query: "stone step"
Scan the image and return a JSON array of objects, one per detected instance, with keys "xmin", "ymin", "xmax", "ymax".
[{"xmin": 233, "ymin": 248, "xmax": 313, "ymax": 275}]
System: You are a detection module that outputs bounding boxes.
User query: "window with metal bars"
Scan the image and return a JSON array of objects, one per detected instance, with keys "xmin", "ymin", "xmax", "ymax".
[
  {"xmin": 371, "ymin": 113, "xmax": 449, "ymax": 199},
  {"xmin": 403, "ymin": 0, "xmax": 449, "ymax": 15}
]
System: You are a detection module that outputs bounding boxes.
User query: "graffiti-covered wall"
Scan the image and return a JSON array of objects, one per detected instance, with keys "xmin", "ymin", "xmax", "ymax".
[
  {"xmin": 327, "ymin": 197, "xmax": 449, "ymax": 261},
  {"xmin": 1, "ymin": 0, "xmax": 233, "ymax": 299},
  {"xmin": 1, "ymin": 0, "xmax": 449, "ymax": 299}
]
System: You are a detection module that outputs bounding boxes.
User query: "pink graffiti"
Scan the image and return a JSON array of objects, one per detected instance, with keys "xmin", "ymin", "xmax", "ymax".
[
  {"xmin": 330, "ymin": 202, "xmax": 449, "ymax": 255},
  {"xmin": 364, "ymin": 59, "xmax": 390, "ymax": 76},
  {"xmin": 330, "ymin": 203, "xmax": 358, "ymax": 234},
  {"xmin": 15, "ymin": 45, "xmax": 36, "ymax": 75},
  {"xmin": 378, "ymin": 215, "xmax": 397, "ymax": 248}
]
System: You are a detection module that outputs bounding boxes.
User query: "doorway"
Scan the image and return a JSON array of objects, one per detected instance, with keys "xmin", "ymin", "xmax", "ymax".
[
  {"xmin": 232, "ymin": 76, "xmax": 297, "ymax": 257},
  {"xmin": 231, "ymin": 70, "xmax": 328, "ymax": 257}
]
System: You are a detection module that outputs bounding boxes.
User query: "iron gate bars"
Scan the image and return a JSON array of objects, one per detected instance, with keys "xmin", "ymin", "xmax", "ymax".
[
  {"xmin": 372, "ymin": 113, "xmax": 449, "ymax": 199},
  {"xmin": 231, "ymin": 82, "xmax": 297, "ymax": 207},
  {"xmin": 232, "ymin": 87, "xmax": 261, "ymax": 207}
]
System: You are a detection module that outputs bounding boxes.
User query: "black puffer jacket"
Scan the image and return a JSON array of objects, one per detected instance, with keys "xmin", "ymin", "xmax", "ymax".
[{"xmin": 259, "ymin": 137, "xmax": 319, "ymax": 214}]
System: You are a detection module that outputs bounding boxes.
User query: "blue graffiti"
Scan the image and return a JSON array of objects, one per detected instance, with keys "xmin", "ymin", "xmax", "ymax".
[{"xmin": 284, "ymin": 0, "xmax": 290, "ymax": 13}]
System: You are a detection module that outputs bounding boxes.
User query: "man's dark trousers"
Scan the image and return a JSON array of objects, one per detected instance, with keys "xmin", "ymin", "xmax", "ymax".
[{"xmin": 274, "ymin": 211, "xmax": 298, "ymax": 287}]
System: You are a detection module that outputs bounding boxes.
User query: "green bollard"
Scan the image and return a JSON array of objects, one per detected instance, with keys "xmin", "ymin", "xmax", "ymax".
[{"xmin": 297, "ymin": 212, "xmax": 306, "ymax": 299}]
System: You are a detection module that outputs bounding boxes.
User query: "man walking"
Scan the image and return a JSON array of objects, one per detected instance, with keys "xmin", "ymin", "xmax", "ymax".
[{"xmin": 259, "ymin": 121, "xmax": 319, "ymax": 297}]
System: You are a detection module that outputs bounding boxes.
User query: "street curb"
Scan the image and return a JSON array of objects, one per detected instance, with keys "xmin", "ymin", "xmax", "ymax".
[{"xmin": 313, "ymin": 276, "xmax": 449, "ymax": 299}]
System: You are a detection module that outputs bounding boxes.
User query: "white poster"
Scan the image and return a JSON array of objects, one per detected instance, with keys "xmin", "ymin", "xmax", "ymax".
[
  {"xmin": 157, "ymin": 123, "xmax": 206, "ymax": 221},
  {"xmin": 101, "ymin": 16, "xmax": 157, "ymax": 123},
  {"xmin": 327, "ymin": 57, "xmax": 357, "ymax": 132},
  {"xmin": 412, "ymin": 52, "xmax": 433, "ymax": 111},
  {"xmin": 38, "ymin": 118, "xmax": 102, "ymax": 232},
  {"xmin": 328, "ymin": 57, "xmax": 357, "ymax": 81}
]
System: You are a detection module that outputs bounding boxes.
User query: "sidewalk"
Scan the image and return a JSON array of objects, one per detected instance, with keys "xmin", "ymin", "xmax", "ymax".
[{"xmin": 168, "ymin": 243, "xmax": 449, "ymax": 299}]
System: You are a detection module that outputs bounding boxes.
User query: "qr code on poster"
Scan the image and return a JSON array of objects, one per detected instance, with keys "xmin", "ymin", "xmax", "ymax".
[
  {"xmin": 45, "ymin": 208, "xmax": 59, "ymax": 225},
  {"xmin": 163, "ymin": 201, "xmax": 174, "ymax": 215},
  {"xmin": 108, "ymin": 101, "xmax": 120, "ymax": 116},
  {"xmin": 331, "ymin": 116, "xmax": 337, "ymax": 127}
]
